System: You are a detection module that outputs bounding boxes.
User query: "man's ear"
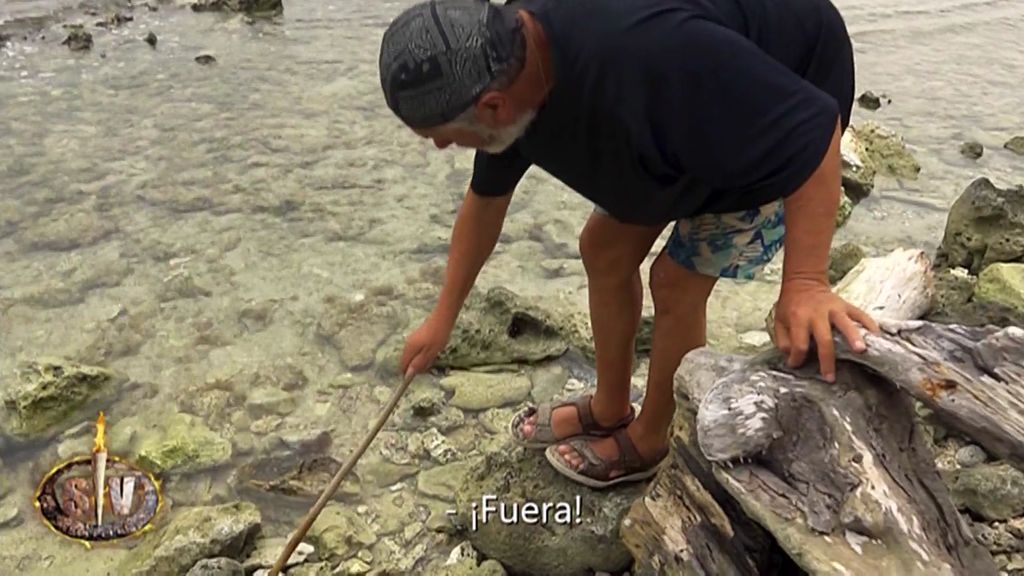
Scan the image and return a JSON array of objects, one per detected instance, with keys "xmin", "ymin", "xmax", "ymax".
[{"xmin": 475, "ymin": 91, "xmax": 511, "ymax": 127}]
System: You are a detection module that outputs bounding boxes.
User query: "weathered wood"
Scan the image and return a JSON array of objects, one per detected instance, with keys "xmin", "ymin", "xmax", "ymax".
[
  {"xmin": 696, "ymin": 354, "xmax": 997, "ymax": 575},
  {"xmin": 837, "ymin": 321, "xmax": 1024, "ymax": 467},
  {"xmin": 766, "ymin": 248, "xmax": 935, "ymax": 338},
  {"xmin": 623, "ymin": 351, "xmax": 796, "ymax": 576},
  {"xmin": 628, "ymin": 248, "xmax": 1005, "ymax": 576}
]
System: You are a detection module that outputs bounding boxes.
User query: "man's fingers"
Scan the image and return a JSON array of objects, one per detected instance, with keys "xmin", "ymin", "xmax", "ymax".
[
  {"xmin": 848, "ymin": 303, "xmax": 881, "ymax": 335},
  {"xmin": 813, "ymin": 318, "xmax": 835, "ymax": 382},
  {"xmin": 787, "ymin": 319, "xmax": 811, "ymax": 368},
  {"xmin": 774, "ymin": 319, "xmax": 792, "ymax": 356},
  {"xmin": 834, "ymin": 313, "xmax": 866, "ymax": 353}
]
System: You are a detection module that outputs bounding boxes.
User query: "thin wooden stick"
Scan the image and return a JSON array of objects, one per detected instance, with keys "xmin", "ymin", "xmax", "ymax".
[{"xmin": 268, "ymin": 369, "xmax": 417, "ymax": 576}]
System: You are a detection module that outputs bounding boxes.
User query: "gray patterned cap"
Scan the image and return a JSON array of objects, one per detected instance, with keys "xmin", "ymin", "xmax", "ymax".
[{"xmin": 379, "ymin": 0, "xmax": 524, "ymax": 129}]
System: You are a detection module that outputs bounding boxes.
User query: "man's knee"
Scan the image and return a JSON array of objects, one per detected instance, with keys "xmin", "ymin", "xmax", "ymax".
[
  {"xmin": 579, "ymin": 213, "xmax": 661, "ymax": 281},
  {"xmin": 649, "ymin": 252, "xmax": 717, "ymax": 313}
]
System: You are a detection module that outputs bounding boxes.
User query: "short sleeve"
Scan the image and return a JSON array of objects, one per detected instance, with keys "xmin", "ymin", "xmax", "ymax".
[
  {"xmin": 653, "ymin": 18, "xmax": 839, "ymax": 200},
  {"xmin": 469, "ymin": 146, "xmax": 532, "ymax": 197}
]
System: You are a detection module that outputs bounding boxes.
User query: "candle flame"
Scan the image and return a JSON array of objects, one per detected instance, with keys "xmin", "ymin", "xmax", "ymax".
[{"xmin": 93, "ymin": 411, "xmax": 106, "ymax": 453}]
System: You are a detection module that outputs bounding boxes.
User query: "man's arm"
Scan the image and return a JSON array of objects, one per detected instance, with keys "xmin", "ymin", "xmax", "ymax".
[
  {"xmin": 431, "ymin": 187, "xmax": 514, "ymax": 330},
  {"xmin": 775, "ymin": 117, "xmax": 880, "ymax": 381}
]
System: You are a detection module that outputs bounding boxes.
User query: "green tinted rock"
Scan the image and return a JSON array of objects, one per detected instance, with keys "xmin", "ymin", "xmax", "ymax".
[
  {"xmin": 949, "ymin": 463, "xmax": 1024, "ymax": 521},
  {"xmin": 976, "ymin": 264, "xmax": 1024, "ymax": 314},
  {"xmin": 828, "ymin": 242, "xmax": 866, "ymax": 285},
  {"xmin": 439, "ymin": 372, "xmax": 532, "ymax": 411},
  {"xmin": 935, "ymin": 177, "xmax": 1024, "ymax": 275},
  {"xmin": 1005, "ymin": 136, "xmax": 1024, "ymax": 156},
  {"xmin": 308, "ymin": 503, "xmax": 377, "ymax": 563},
  {"xmin": 133, "ymin": 412, "xmax": 233, "ymax": 474},
  {"xmin": 2, "ymin": 359, "xmax": 119, "ymax": 438}
]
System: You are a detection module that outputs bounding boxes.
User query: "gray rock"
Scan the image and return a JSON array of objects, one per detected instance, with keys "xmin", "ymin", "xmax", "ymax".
[
  {"xmin": 185, "ymin": 558, "xmax": 245, "ymax": 576},
  {"xmin": 961, "ymin": 141, "xmax": 985, "ymax": 160},
  {"xmin": 418, "ymin": 458, "xmax": 481, "ymax": 501},
  {"xmin": 242, "ymin": 537, "xmax": 314, "ymax": 572},
  {"xmin": 479, "ymin": 407, "xmax": 516, "ymax": 435},
  {"xmin": 856, "ymin": 90, "xmax": 885, "ymax": 110},
  {"xmin": 119, "ymin": 502, "xmax": 262, "ymax": 576},
  {"xmin": 307, "ymin": 503, "xmax": 377, "ymax": 563},
  {"xmin": 315, "ymin": 296, "xmax": 406, "ymax": 370},
  {"xmin": 61, "ymin": 25, "xmax": 92, "ymax": 51},
  {"xmin": 195, "ymin": 54, "xmax": 217, "ymax": 65},
  {"xmin": 287, "ymin": 562, "xmax": 332, "ymax": 576},
  {"xmin": 358, "ymin": 459, "xmax": 419, "ymax": 487},
  {"xmin": 126, "ymin": 411, "xmax": 233, "ymax": 474},
  {"xmin": 828, "ymin": 242, "xmax": 866, "ymax": 285},
  {"xmin": 144, "ymin": 31, "xmax": 158, "ymax": 48},
  {"xmin": 935, "ymin": 177, "xmax": 1024, "ymax": 275},
  {"xmin": 530, "ymin": 364, "xmax": 569, "ymax": 403},
  {"xmin": 0, "ymin": 499, "xmax": 22, "ymax": 528},
  {"xmin": 426, "ymin": 559, "xmax": 508, "ymax": 576},
  {"xmin": 949, "ymin": 463, "xmax": 1024, "ymax": 521},
  {"xmin": 246, "ymin": 387, "xmax": 296, "ymax": 418},
  {"xmin": 1005, "ymin": 136, "xmax": 1024, "ymax": 156},
  {"xmin": 996, "ymin": 553, "xmax": 1024, "ymax": 573},
  {"xmin": 191, "ymin": 0, "xmax": 283, "ymax": 15},
  {"xmin": 439, "ymin": 372, "xmax": 532, "ymax": 411},
  {"xmin": 972, "ymin": 521, "xmax": 1023, "ymax": 554},
  {"xmin": 957, "ymin": 444, "xmax": 989, "ymax": 468},
  {"xmin": 436, "ymin": 287, "xmax": 569, "ymax": 368},
  {"xmin": 455, "ymin": 450, "xmax": 643, "ymax": 576},
  {"xmin": 2, "ymin": 359, "xmax": 120, "ymax": 439}
]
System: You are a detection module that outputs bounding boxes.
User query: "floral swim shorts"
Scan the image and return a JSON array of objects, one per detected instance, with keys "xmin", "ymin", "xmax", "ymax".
[{"xmin": 595, "ymin": 199, "xmax": 786, "ymax": 280}]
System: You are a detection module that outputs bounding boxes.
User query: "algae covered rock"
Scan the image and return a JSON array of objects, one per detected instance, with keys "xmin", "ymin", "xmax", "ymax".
[
  {"xmin": 2, "ymin": 359, "xmax": 120, "ymax": 439},
  {"xmin": 437, "ymin": 287, "xmax": 568, "ymax": 368},
  {"xmin": 961, "ymin": 141, "xmax": 985, "ymax": 160},
  {"xmin": 119, "ymin": 501, "xmax": 262, "ymax": 576},
  {"xmin": 439, "ymin": 371, "xmax": 532, "ymax": 411},
  {"xmin": 122, "ymin": 411, "xmax": 233, "ymax": 474},
  {"xmin": 426, "ymin": 559, "xmax": 508, "ymax": 576},
  {"xmin": 307, "ymin": 503, "xmax": 377, "ymax": 563},
  {"xmin": 455, "ymin": 449, "xmax": 644, "ymax": 576},
  {"xmin": 975, "ymin": 263, "xmax": 1024, "ymax": 314},
  {"xmin": 948, "ymin": 463, "xmax": 1024, "ymax": 521},
  {"xmin": 828, "ymin": 242, "xmax": 866, "ymax": 285},
  {"xmin": 186, "ymin": 558, "xmax": 245, "ymax": 576},
  {"xmin": 835, "ymin": 193, "xmax": 854, "ymax": 229},
  {"xmin": 854, "ymin": 120, "xmax": 922, "ymax": 180},
  {"xmin": 935, "ymin": 177, "xmax": 1024, "ymax": 274},
  {"xmin": 925, "ymin": 266, "xmax": 1024, "ymax": 327},
  {"xmin": 1005, "ymin": 136, "xmax": 1024, "ymax": 156},
  {"xmin": 191, "ymin": 0, "xmax": 283, "ymax": 15}
]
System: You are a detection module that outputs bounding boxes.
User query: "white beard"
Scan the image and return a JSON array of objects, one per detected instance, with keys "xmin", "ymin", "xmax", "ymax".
[{"xmin": 474, "ymin": 109, "xmax": 537, "ymax": 154}]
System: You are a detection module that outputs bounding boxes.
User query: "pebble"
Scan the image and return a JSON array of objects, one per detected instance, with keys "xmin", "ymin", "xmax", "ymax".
[
  {"xmin": 738, "ymin": 330, "xmax": 772, "ymax": 348},
  {"xmin": 960, "ymin": 141, "xmax": 984, "ymax": 160},
  {"xmin": 956, "ymin": 444, "xmax": 988, "ymax": 468},
  {"xmin": 0, "ymin": 500, "xmax": 22, "ymax": 528},
  {"xmin": 564, "ymin": 377, "xmax": 585, "ymax": 392},
  {"xmin": 337, "ymin": 559, "xmax": 372, "ymax": 575}
]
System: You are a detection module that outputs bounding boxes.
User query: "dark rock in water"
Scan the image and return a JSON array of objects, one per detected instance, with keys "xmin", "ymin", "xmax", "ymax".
[
  {"xmin": 856, "ymin": 90, "xmax": 886, "ymax": 110},
  {"xmin": 195, "ymin": 54, "xmax": 217, "ymax": 65},
  {"xmin": 186, "ymin": 558, "xmax": 245, "ymax": 576},
  {"xmin": 1006, "ymin": 136, "xmax": 1024, "ymax": 156},
  {"xmin": 234, "ymin": 453, "xmax": 361, "ymax": 499},
  {"xmin": 0, "ymin": 33, "xmax": 10, "ymax": 47},
  {"xmin": 934, "ymin": 177, "xmax": 1024, "ymax": 274},
  {"xmin": 947, "ymin": 463, "xmax": 1024, "ymax": 521},
  {"xmin": 118, "ymin": 502, "xmax": 262, "ymax": 576},
  {"xmin": 454, "ymin": 449, "xmax": 642, "ymax": 575},
  {"xmin": 828, "ymin": 242, "xmax": 866, "ymax": 285},
  {"xmin": 191, "ymin": 0, "xmax": 284, "ymax": 15},
  {"xmin": 95, "ymin": 12, "xmax": 133, "ymax": 28},
  {"xmin": 144, "ymin": 32, "xmax": 158, "ymax": 48},
  {"xmin": 2, "ymin": 359, "xmax": 120, "ymax": 439},
  {"xmin": 961, "ymin": 141, "xmax": 985, "ymax": 160},
  {"xmin": 61, "ymin": 25, "xmax": 93, "ymax": 51}
]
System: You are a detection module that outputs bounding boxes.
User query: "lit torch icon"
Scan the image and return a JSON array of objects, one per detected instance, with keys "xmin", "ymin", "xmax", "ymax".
[{"xmin": 92, "ymin": 411, "xmax": 107, "ymax": 527}]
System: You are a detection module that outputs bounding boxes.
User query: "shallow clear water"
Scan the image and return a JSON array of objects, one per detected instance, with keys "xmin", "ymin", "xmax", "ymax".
[{"xmin": 0, "ymin": 0, "xmax": 1022, "ymax": 573}]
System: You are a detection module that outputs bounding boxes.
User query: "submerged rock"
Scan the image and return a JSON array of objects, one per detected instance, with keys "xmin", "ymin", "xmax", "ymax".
[
  {"xmin": 975, "ymin": 263, "xmax": 1024, "ymax": 314},
  {"xmin": 186, "ymin": 558, "xmax": 245, "ymax": 576},
  {"xmin": 1005, "ymin": 136, "xmax": 1024, "ymax": 156},
  {"xmin": 242, "ymin": 537, "xmax": 314, "ymax": 573},
  {"xmin": 856, "ymin": 90, "xmax": 886, "ymax": 110},
  {"xmin": 61, "ymin": 25, "xmax": 92, "ymax": 51},
  {"xmin": 195, "ymin": 54, "xmax": 217, "ymax": 65},
  {"xmin": 961, "ymin": 141, "xmax": 985, "ymax": 160},
  {"xmin": 144, "ymin": 31, "xmax": 158, "ymax": 48},
  {"xmin": 828, "ymin": 242, "xmax": 866, "ymax": 285},
  {"xmin": 418, "ymin": 458, "xmax": 480, "ymax": 501},
  {"xmin": 191, "ymin": 0, "xmax": 284, "ymax": 15},
  {"xmin": 316, "ymin": 295, "xmax": 407, "ymax": 371},
  {"xmin": 935, "ymin": 177, "xmax": 1024, "ymax": 274},
  {"xmin": 125, "ymin": 411, "xmax": 233, "ymax": 474},
  {"xmin": 948, "ymin": 463, "xmax": 1024, "ymax": 521},
  {"xmin": 119, "ymin": 502, "xmax": 262, "ymax": 576},
  {"xmin": 437, "ymin": 287, "xmax": 569, "ymax": 368},
  {"xmin": 307, "ymin": 503, "xmax": 377, "ymax": 563},
  {"xmin": 2, "ymin": 359, "xmax": 120, "ymax": 439},
  {"xmin": 439, "ymin": 371, "xmax": 532, "ymax": 411},
  {"xmin": 235, "ymin": 453, "xmax": 361, "ymax": 499},
  {"xmin": 455, "ymin": 449, "xmax": 643, "ymax": 576}
]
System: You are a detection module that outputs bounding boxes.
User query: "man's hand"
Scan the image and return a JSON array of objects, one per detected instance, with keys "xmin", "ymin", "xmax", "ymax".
[
  {"xmin": 399, "ymin": 313, "xmax": 455, "ymax": 377},
  {"xmin": 773, "ymin": 278, "xmax": 880, "ymax": 382}
]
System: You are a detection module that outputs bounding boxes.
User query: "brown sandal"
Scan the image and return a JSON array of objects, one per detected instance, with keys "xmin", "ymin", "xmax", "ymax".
[
  {"xmin": 508, "ymin": 394, "xmax": 635, "ymax": 449},
  {"xmin": 544, "ymin": 427, "xmax": 669, "ymax": 489}
]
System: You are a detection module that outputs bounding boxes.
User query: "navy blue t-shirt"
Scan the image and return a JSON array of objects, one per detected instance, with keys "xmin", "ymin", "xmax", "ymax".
[{"xmin": 470, "ymin": 0, "xmax": 855, "ymax": 225}]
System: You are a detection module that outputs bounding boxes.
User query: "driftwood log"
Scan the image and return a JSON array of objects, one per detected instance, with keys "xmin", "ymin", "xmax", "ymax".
[{"xmin": 624, "ymin": 249, "xmax": 1015, "ymax": 576}]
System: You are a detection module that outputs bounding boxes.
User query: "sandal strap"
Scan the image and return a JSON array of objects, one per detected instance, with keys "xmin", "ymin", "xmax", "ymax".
[
  {"xmin": 515, "ymin": 394, "xmax": 636, "ymax": 443},
  {"xmin": 560, "ymin": 430, "xmax": 668, "ymax": 481}
]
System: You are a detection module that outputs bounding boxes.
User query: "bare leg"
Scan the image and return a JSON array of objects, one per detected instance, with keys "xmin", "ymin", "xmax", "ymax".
[
  {"xmin": 518, "ymin": 211, "xmax": 664, "ymax": 440},
  {"xmin": 554, "ymin": 247, "xmax": 718, "ymax": 474}
]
